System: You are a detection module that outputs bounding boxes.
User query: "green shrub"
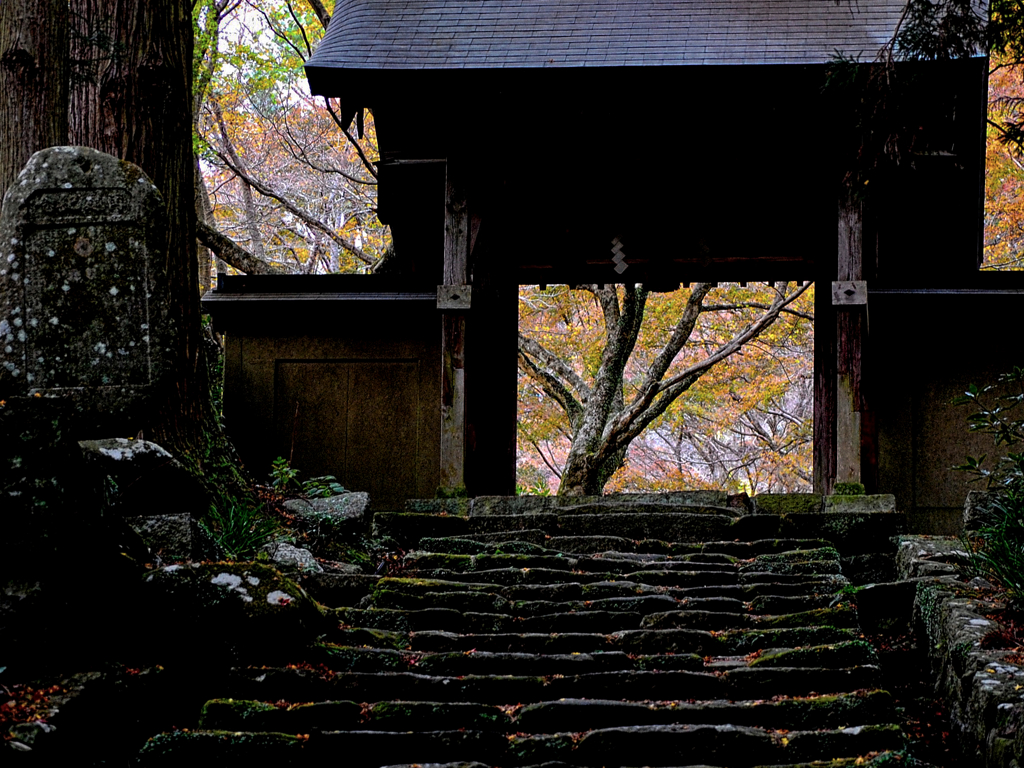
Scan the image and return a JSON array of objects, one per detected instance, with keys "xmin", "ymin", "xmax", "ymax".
[
  {"xmin": 955, "ymin": 367, "xmax": 1024, "ymax": 606},
  {"xmin": 962, "ymin": 492, "xmax": 1024, "ymax": 605},
  {"xmin": 270, "ymin": 456, "xmax": 301, "ymax": 491}
]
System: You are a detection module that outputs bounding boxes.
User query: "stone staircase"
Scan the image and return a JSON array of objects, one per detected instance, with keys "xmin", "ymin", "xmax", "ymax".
[{"xmin": 137, "ymin": 494, "xmax": 908, "ymax": 766}]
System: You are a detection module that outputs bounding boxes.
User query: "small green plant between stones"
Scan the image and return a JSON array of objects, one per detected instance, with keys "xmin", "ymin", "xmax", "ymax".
[
  {"xmin": 516, "ymin": 481, "xmax": 552, "ymax": 496},
  {"xmin": 270, "ymin": 456, "xmax": 301, "ymax": 490},
  {"xmin": 833, "ymin": 482, "xmax": 865, "ymax": 495},
  {"xmin": 202, "ymin": 499, "xmax": 284, "ymax": 560},
  {"xmin": 435, "ymin": 485, "xmax": 468, "ymax": 499},
  {"xmin": 270, "ymin": 456, "xmax": 346, "ymax": 498}
]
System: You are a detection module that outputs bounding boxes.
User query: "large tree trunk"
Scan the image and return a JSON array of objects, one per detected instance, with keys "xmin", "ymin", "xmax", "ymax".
[
  {"xmin": 0, "ymin": 0, "xmax": 67, "ymax": 195},
  {"xmin": 70, "ymin": 0, "xmax": 251, "ymax": 501}
]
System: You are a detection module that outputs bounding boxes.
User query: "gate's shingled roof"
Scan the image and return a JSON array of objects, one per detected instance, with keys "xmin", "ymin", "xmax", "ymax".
[{"xmin": 305, "ymin": 0, "xmax": 910, "ymax": 71}]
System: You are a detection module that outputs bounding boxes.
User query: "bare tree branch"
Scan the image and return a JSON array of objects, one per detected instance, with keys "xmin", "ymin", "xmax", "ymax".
[
  {"xmin": 518, "ymin": 340, "xmax": 586, "ymax": 432},
  {"xmin": 211, "ymin": 99, "xmax": 268, "ymax": 261},
  {"xmin": 529, "ymin": 439, "xmax": 563, "ymax": 479},
  {"xmin": 702, "ymin": 303, "xmax": 814, "ymax": 321},
  {"xmin": 304, "ymin": 0, "xmax": 331, "ymax": 29},
  {"xmin": 211, "ymin": 147, "xmax": 376, "ymax": 265},
  {"xmin": 323, "ymin": 99, "xmax": 379, "ymax": 179},
  {"xmin": 517, "ymin": 333, "xmax": 592, "ymax": 402},
  {"xmin": 196, "ymin": 220, "xmax": 289, "ymax": 275},
  {"xmin": 607, "ymin": 281, "xmax": 812, "ymax": 455},
  {"xmin": 285, "ymin": 0, "xmax": 313, "ymax": 58}
]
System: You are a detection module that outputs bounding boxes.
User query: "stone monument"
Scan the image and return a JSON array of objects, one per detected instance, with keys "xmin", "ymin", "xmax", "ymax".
[{"xmin": 0, "ymin": 145, "xmax": 171, "ymax": 429}]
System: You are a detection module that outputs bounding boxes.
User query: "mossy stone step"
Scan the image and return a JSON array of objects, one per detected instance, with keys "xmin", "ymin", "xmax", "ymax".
[
  {"xmin": 612, "ymin": 626, "xmax": 860, "ymax": 655},
  {"xmin": 641, "ymin": 604, "xmax": 860, "ymax": 631},
  {"xmin": 197, "ymin": 690, "xmax": 895, "ymax": 735},
  {"xmin": 335, "ymin": 606, "xmax": 515, "ymax": 633},
  {"xmin": 313, "ymin": 645, "xmax": 646, "ymax": 675},
  {"xmin": 223, "ymin": 665, "xmax": 881, "ymax": 704},
  {"xmin": 370, "ymin": 589, "xmax": 513, "ymax": 613},
  {"xmin": 571, "ymin": 723, "xmax": 902, "ymax": 767},
  {"xmin": 450, "ymin": 528, "xmax": 550, "ymax": 544},
  {"xmin": 407, "ymin": 630, "xmax": 618, "ymax": 654},
  {"xmin": 141, "ymin": 721, "xmax": 900, "ymax": 767},
  {"xmin": 698, "ymin": 539, "xmax": 834, "ymax": 557},
  {"xmin": 544, "ymin": 534, "xmax": 679, "ymax": 554},
  {"xmin": 514, "ymin": 610, "xmax": 647, "ymax": 632},
  {"xmin": 416, "ymin": 538, "xmax": 557, "ymax": 556},
  {"xmin": 404, "ymin": 552, "xmax": 578, "ymax": 572},
  {"xmin": 738, "ymin": 559, "xmax": 843, "ymax": 577},
  {"xmin": 390, "ymin": 567, "xmax": 584, "ymax": 586},
  {"xmin": 747, "ymin": 594, "xmax": 836, "ymax": 613},
  {"xmin": 554, "ymin": 513, "xmax": 780, "ymax": 542},
  {"xmin": 573, "ymin": 557, "xmax": 738, "ymax": 574},
  {"xmin": 746, "ymin": 641, "xmax": 877, "ymax": 669},
  {"xmin": 555, "ymin": 502, "xmax": 744, "ymax": 517},
  {"xmin": 391, "ymin": 571, "xmax": 842, "ymax": 602},
  {"xmin": 373, "ymin": 512, "xmax": 472, "ymax": 544},
  {"xmin": 513, "ymin": 690, "xmax": 895, "ymax": 731},
  {"xmin": 393, "ymin": 626, "xmax": 860, "ymax": 656},
  {"xmin": 138, "ymin": 730, "xmax": 307, "ymax": 763},
  {"xmin": 376, "ymin": 512, "xmax": 806, "ymax": 548}
]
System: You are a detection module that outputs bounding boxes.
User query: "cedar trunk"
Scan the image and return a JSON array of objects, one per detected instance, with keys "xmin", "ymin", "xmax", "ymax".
[
  {"xmin": 69, "ymin": 0, "xmax": 251, "ymax": 499},
  {"xmin": 0, "ymin": 0, "xmax": 68, "ymax": 195}
]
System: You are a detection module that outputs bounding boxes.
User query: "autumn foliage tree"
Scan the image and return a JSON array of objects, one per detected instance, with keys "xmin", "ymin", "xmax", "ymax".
[
  {"xmin": 192, "ymin": 0, "xmax": 387, "ymax": 284},
  {"xmin": 518, "ymin": 282, "xmax": 813, "ymax": 496}
]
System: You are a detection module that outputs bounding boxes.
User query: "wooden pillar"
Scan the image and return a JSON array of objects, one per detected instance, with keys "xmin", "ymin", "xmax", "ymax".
[
  {"xmin": 813, "ymin": 276, "xmax": 836, "ymax": 495},
  {"xmin": 464, "ymin": 232, "xmax": 518, "ymax": 496},
  {"xmin": 834, "ymin": 186, "xmax": 868, "ymax": 487},
  {"xmin": 440, "ymin": 159, "xmax": 469, "ymax": 490}
]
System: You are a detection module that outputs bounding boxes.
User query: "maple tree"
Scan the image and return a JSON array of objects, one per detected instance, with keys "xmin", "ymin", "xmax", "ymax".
[
  {"xmin": 517, "ymin": 282, "xmax": 814, "ymax": 496},
  {"xmin": 985, "ymin": 57, "xmax": 1024, "ymax": 270},
  {"xmin": 192, "ymin": 0, "xmax": 388, "ymax": 287}
]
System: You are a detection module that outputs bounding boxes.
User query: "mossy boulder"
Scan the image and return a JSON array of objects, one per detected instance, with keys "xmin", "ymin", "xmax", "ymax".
[
  {"xmin": 283, "ymin": 492, "xmax": 369, "ymax": 558},
  {"xmin": 139, "ymin": 562, "xmax": 327, "ymax": 664}
]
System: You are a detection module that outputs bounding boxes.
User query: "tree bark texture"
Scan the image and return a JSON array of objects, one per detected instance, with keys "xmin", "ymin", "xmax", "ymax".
[
  {"xmin": 69, "ymin": 0, "xmax": 250, "ymax": 499},
  {"xmin": 0, "ymin": 0, "xmax": 68, "ymax": 197},
  {"xmin": 70, "ymin": 0, "xmax": 199, "ymax": 436}
]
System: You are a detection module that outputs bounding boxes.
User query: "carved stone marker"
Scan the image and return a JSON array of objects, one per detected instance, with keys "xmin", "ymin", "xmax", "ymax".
[{"xmin": 0, "ymin": 146, "xmax": 170, "ymax": 424}]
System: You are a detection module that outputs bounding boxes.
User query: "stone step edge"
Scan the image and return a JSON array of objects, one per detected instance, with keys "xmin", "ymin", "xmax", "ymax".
[
  {"xmin": 138, "ymin": 723, "xmax": 904, "ymax": 765},
  {"xmin": 197, "ymin": 690, "xmax": 896, "ymax": 732}
]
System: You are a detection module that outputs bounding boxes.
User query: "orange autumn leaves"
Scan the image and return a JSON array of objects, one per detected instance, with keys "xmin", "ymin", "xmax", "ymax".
[{"xmin": 517, "ymin": 283, "xmax": 814, "ymax": 496}]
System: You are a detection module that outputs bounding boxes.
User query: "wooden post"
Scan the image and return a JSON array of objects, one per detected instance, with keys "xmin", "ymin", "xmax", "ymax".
[
  {"xmin": 440, "ymin": 159, "xmax": 469, "ymax": 490},
  {"xmin": 813, "ymin": 278, "xmax": 836, "ymax": 495},
  {"xmin": 835, "ymin": 186, "xmax": 866, "ymax": 486}
]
